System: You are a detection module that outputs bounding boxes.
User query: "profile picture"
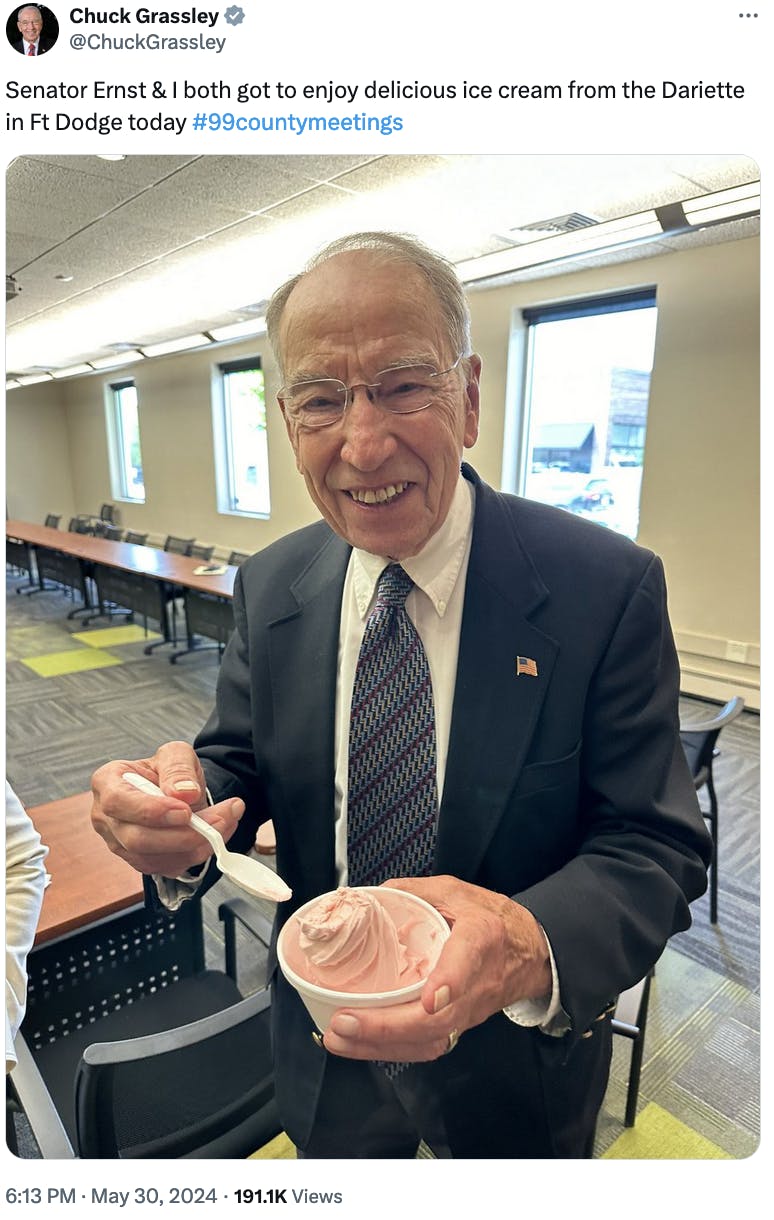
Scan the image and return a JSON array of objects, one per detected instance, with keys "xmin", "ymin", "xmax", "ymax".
[{"xmin": 7, "ymin": 4, "xmax": 59, "ymax": 54}]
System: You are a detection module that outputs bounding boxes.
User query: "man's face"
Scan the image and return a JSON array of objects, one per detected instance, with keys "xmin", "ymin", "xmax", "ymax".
[
  {"xmin": 278, "ymin": 252, "xmax": 480, "ymax": 560},
  {"xmin": 18, "ymin": 8, "xmax": 42, "ymax": 39}
]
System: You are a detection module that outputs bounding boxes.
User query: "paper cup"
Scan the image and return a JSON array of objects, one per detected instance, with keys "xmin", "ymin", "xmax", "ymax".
[{"xmin": 277, "ymin": 886, "xmax": 450, "ymax": 1033}]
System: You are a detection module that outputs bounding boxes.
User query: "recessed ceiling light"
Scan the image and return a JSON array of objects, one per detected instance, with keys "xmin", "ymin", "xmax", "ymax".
[
  {"xmin": 89, "ymin": 350, "xmax": 145, "ymax": 370},
  {"xmin": 16, "ymin": 372, "xmax": 54, "ymax": 385},
  {"xmin": 97, "ymin": 154, "xmax": 126, "ymax": 161},
  {"xmin": 140, "ymin": 334, "xmax": 210, "ymax": 358},
  {"xmin": 207, "ymin": 318, "xmax": 267, "ymax": 342},
  {"xmin": 51, "ymin": 363, "xmax": 94, "ymax": 378},
  {"xmin": 54, "ymin": 274, "xmax": 74, "ymax": 282}
]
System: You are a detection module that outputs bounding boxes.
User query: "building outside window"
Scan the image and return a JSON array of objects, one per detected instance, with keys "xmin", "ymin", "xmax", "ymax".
[
  {"xmin": 108, "ymin": 380, "xmax": 144, "ymax": 501},
  {"xmin": 213, "ymin": 357, "xmax": 270, "ymax": 517},
  {"xmin": 519, "ymin": 289, "xmax": 658, "ymax": 540}
]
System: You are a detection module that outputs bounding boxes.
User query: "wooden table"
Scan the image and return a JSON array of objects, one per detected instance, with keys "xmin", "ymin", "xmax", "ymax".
[
  {"xmin": 6, "ymin": 520, "xmax": 237, "ymax": 658},
  {"xmin": 27, "ymin": 791, "xmax": 145, "ymax": 946},
  {"xmin": 5, "ymin": 520, "xmax": 237, "ymax": 597}
]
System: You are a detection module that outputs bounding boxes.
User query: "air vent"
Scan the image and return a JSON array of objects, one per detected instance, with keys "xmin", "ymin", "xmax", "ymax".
[
  {"xmin": 499, "ymin": 212, "xmax": 601, "ymax": 245},
  {"xmin": 6, "ymin": 274, "xmax": 22, "ymax": 302}
]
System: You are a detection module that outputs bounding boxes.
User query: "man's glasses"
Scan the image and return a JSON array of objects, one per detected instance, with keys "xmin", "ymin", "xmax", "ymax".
[{"xmin": 279, "ymin": 355, "xmax": 464, "ymax": 429}]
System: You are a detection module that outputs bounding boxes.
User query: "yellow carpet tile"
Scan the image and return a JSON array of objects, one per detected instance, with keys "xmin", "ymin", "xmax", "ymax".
[
  {"xmin": 71, "ymin": 625, "xmax": 161, "ymax": 647},
  {"xmin": 21, "ymin": 648, "xmax": 124, "ymax": 678},
  {"xmin": 602, "ymin": 1102, "xmax": 732, "ymax": 1159},
  {"xmin": 249, "ymin": 1132, "xmax": 296, "ymax": 1159}
]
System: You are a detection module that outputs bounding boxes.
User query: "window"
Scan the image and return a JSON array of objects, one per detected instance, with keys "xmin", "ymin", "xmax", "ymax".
[
  {"xmin": 108, "ymin": 380, "xmax": 145, "ymax": 501},
  {"xmin": 213, "ymin": 358, "xmax": 270, "ymax": 517},
  {"xmin": 518, "ymin": 289, "xmax": 658, "ymax": 540}
]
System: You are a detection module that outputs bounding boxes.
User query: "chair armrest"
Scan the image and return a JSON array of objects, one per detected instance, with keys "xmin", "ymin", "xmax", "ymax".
[
  {"xmin": 679, "ymin": 695, "xmax": 745, "ymax": 734},
  {"xmin": 81, "ymin": 988, "xmax": 271, "ymax": 1066},
  {"xmin": 9, "ymin": 1035, "xmax": 75, "ymax": 1158},
  {"xmin": 218, "ymin": 896, "xmax": 274, "ymax": 981},
  {"xmin": 217, "ymin": 896, "xmax": 274, "ymax": 947}
]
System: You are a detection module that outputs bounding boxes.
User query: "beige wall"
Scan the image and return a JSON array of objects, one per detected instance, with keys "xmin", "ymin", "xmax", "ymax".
[
  {"xmin": 6, "ymin": 380, "xmax": 76, "ymax": 523},
  {"xmin": 6, "ymin": 235, "xmax": 760, "ymax": 706}
]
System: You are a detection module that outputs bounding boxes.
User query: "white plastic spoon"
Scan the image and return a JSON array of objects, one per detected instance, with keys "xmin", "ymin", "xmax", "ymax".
[{"xmin": 122, "ymin": 771, "xmax": 292, "ymax": 902}]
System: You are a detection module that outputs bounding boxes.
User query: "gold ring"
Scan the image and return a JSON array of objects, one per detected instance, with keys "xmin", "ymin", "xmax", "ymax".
[{"xmin": 446, "ymin": 1028, "xmax": 459, "ymax": 1054}]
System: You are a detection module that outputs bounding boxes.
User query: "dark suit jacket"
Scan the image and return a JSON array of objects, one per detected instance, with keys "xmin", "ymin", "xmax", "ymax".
[
  {"xmin": 13, "ymin": 36, "xmax": 55, "ymax": 53},
  {"xmin": 189, "ymin": 464, "xmax": 710, "ymax": 1155}
]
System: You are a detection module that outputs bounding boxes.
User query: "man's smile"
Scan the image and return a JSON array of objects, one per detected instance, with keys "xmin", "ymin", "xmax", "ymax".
[{"xmin": 346, "ymin": 481, "xmax": 411, "ymax": 505}]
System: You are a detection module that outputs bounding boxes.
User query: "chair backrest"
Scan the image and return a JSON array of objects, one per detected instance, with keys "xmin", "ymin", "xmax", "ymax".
[
  {"xmin": 44, "ymin": 513, "xmax": 61, "ymax": 528},
  {"xmin": 190, "ymin": 542, "xmax": 215, "ymax": 561},
  {"xmin": 124, "ymin": 530, "xmax": 149, "ymax": 546},
  {"xmin": 100, "ymin": 503, "xmax": 117, "ymax": 522},
  {"xmin": 102, "ymin": 524, "xmax": 124, "ymax": 541},
  {"xmin": 228, "ymin": 550, "xmax": 251, "ymax": 566},
  {"xmin": 679, "ymin": 696, "xmax": 745, "ymax": 784},
  {"xmin": 23, "ymin": 902, "xmax": 207, "ymax": 1054},
  {"xmin": 73, "ymin": 989, "xmax": 278, "ymax": 1158},
  {"xmin": 163, "ymin": 535, "xmax": 195, "ymax": 555},
  {"xmin": 68, "ymin": 516, "xmax": 91, "ymax": 534}
]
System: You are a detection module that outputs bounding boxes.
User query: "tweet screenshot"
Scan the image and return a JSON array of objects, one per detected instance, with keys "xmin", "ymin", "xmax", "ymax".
[{"xmin": 3, "ymin": 0, "xmax": 766, "ymax": 1213}]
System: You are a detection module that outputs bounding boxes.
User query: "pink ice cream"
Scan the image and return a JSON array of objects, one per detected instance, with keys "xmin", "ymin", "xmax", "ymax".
[{"xmin": 288, "ymin": 887, "xmax": 432, "ymax": 993}]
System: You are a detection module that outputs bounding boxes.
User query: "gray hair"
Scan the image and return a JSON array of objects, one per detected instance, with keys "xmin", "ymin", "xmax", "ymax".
[{"xmin": 266, "ymin": 231, "xmax": 472, "ymax": 378}]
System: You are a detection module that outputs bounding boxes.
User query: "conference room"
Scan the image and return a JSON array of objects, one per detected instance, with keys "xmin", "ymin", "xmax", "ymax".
[{"xmin": 5, "ymin": 154, "xmax": 760, "ymax": 1161}]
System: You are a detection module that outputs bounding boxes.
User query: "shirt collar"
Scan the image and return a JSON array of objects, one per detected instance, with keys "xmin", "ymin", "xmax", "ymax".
[{"xmin": 352, "ymin": 474, "xmax": 475, "ymax": 620}]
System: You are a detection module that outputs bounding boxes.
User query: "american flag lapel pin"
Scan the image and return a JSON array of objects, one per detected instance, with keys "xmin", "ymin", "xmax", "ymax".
[{"xmin": 516, "ymin": 656, "xmax": 538, "ymax": 678}]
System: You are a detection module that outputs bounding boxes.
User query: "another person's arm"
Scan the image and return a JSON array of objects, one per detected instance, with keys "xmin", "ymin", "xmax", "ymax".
[{"xmin": 5, "ymin": 783, "xmax": 48, "ymax": 1072}]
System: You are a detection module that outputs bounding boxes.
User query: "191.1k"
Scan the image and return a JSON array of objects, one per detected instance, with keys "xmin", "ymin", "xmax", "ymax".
[{"xmin": 235, "ymin": 1189, "xmax": 287, "ymax": 1204}]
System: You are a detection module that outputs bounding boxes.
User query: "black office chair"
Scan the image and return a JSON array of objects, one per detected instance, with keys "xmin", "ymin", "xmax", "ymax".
[
  {"xmin": 124, "ymin": 530, "xmax": 149, "ymax": 546},
  {"xmin": 100, "ymin": 524, "xmax": 124, "ymax": 541},
  {"xmin": 9, "ymin": 896, "xmax": 282, "ymax": 1159},
  {"xmin": 679, "ymin": 695, "xmax": 745, "ymax": 923},
  {"xmin": 67, "ymin": 515, "xmax": 93, "ymax": 534},
  {"xmin": 163, "ymin": 535, "xmax": 195, "ymax": 555},
  {"xmin": 99, "ymin": 503, "xmax": 118, "ymax": 525},
  {"xmin": 43, "ymin": 513, "xmax": 61, "ymax": 528},
  {"xmin": 610, "ymin": 971, "xmax": 654, "ymax": 1127},
  {"xmin": 228, "ymin": 550, "xmax": 251, "ymax": 566},
  {"xmin": 190, "ymin": 542, "xmax": 216, "ymax": 562},
  {"xmin": 159, "ymin": 537, "xmax": 196, "ymax": 642}
]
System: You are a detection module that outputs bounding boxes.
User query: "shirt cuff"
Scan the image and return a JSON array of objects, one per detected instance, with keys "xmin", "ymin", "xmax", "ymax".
[
  {"xmin": 502, "ymin": 926, "xmax": 571, "ymax": 1037},
  {"xmin": 153, "ymin": 785, "xmax": 215, "ymax": 910}
]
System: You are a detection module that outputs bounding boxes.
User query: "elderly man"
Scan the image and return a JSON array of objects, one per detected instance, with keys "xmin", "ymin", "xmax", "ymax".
[
  {"xmin": 92, "ymin": 231, "xmax": 711, "ymax": 1158},
  {"xmin": 12, "ymin": 5, "xmax": 54, "ymax": 54}
]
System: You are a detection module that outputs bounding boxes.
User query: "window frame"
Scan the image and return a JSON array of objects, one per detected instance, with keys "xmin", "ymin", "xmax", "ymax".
[
  {"xmin": 212, "ymin": 355, "xmax": 270, "ymax": 520},
  {"xmin": 106, "ymin": 378, "xmax": 145, "ymax": 503},
  {"xmin": 509, "ymin": 286, "xmax": 658, "ymax": 540}
]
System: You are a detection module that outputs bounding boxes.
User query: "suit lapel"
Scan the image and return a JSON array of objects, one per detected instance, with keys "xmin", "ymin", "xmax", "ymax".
[
  {"xmin": 267, "ymin": 531, "xmax": 350, "ymax": 898},
  {"xmin": 436, "ymin": 475, "xmax": 559, "ymax": 879}
]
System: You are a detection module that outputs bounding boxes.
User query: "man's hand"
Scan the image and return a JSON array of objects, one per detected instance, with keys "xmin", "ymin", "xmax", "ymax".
[
  {"xmin": 322, "ymin": 875, "xmax": 552, "ymax": 1063},
  {"xmin": 91, "ymin": 740, "xmax": 245, "ymax": 878}
]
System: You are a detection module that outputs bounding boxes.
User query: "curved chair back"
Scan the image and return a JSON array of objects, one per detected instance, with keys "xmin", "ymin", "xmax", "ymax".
[
  {"xmin": 163, "ymin": 535, "xmax": 195, "ymax": 555},
  {"xmin": 679, "ymin": 695, "xmax": 745, "ymax": 922}
]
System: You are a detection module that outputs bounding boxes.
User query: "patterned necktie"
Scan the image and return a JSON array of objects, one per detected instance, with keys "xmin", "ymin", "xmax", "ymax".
[
  {"xmin": 348, "ymin": 565, "xmax": 438, "ymax": 1080},
  {"xmin": 28, "ymin": 43, "xmax": 35, "ymax": 55},
  {"xmin": 347, "ymin": 564, "xmax": 438, "ymax": 887}
]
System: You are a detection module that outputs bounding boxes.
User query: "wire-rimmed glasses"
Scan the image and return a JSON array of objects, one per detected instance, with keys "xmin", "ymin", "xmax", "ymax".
[{"xmin": 279, "ymin": 355, "xmax": 464, "ymax": 429}]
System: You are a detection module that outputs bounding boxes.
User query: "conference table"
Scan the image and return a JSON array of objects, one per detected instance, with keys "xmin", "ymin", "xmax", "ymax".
[
  {"xmin": 6, "ymin": 519, "xmax": 238, "ymax": 661},
  {"xmin": 27, "ymin": 791, "xmax": 145, "ymax": 947}
]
